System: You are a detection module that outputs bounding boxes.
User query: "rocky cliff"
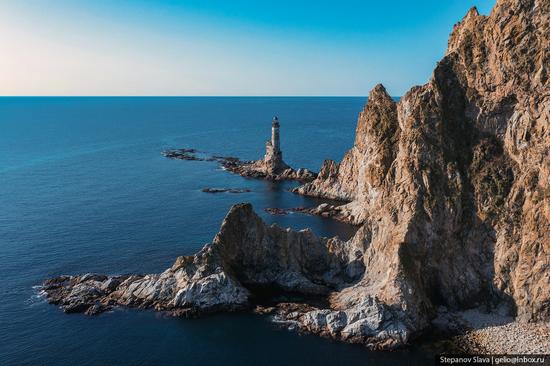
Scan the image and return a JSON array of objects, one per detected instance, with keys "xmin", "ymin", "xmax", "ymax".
[
  {"xmin": 42, "ymin": 203, "xmax": 417, "ymax": 348},
  {"xmin": 295, "ymin": 0, "xmax": 549, "ymax": 325},
  {"xmin": 43, "ymin": 203, "xmax": 368, "ymax": 310}
]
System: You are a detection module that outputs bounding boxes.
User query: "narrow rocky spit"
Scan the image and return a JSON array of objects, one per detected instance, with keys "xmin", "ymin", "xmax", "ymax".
[
  {"xmin": 222, "ymin": 161, "xmax": 316, "ymax": 182},
  {"xmin": 163, "ymin": 148, "xmax": 316, "ymax": 182},
  {"xmin": 44, "ymin": 0, "xmax": 549, "ymax": 352},
  {"xmin": 264, "ymin": 203, "xmax": 358, "ymax": 224}
]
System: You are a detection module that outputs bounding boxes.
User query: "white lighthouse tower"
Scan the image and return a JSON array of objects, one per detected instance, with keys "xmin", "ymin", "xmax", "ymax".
[
  {"xmin": 262, "ymin": 115, "xmax": 289, "ymax": 174},
  {"xmin": 271, "ymin": 116, "xmax": 280, "ymax": 153}
]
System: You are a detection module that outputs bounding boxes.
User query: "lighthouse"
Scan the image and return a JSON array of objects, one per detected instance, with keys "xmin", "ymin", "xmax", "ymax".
[
  {"xmin": 262, "ymin": 115, "xmax": 289, "ymax": 174},
  {"xmin": 271, "ymin": 116, "xmax": 280, "ymax": 154}
]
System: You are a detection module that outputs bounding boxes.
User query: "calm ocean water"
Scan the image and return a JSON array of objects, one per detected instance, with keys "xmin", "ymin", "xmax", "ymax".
[{"xmin": 0, "ymin": 97, "xmax": 433, "ymax": 365}]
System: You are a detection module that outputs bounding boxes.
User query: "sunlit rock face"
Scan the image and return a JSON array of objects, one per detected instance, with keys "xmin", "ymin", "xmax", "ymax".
[
  {"xmin": 42, "ymin": 203, "xmax": 366, "ymax": 312},
  {"xmin": 295, "ymin": 0, "xmax": 549, "ymax": 323},
  {"xmin": 41, "ymin": 203, "xmax": 409, "ymax": 348}
]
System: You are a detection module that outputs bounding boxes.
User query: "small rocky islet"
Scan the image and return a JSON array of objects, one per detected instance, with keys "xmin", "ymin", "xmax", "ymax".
[
  {"xmin": 42, "ymin": 0, "xmax": 549, "ymax": 354},
  {"xmin": 162, "ymin": 117, "xmax": 317, "ymax": 183},
  {"xmin": 201, "ymin": 187, "xmax": 251, "ymax": 194}
]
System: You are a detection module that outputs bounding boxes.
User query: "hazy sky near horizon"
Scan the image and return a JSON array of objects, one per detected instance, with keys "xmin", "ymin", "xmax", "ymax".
[{"xmin": 1, "ymin": 0, "xmax": 495, "ymax": 96}]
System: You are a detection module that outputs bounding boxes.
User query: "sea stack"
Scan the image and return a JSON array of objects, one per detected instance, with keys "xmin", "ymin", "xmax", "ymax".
[
  {"xmin": 211, "ymin": 116, "xmax": 316, "ymax": 181},
  {"xmin": 261, "ymin": 116, "xmax": 290, "ymax": 175}
]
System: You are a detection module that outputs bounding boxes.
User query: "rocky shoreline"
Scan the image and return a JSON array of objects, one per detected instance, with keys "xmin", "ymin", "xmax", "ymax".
[
  {"xmin": 41, "ymin": 203, "xmax": 412, "ymax": 349},
  {"xmin": 222, "ymin": 160, "xmax": 316, "ymax": 182},
  {"xmin": 431, "ymin": 308, "xmax": 550, "ymax": 354},
  {"xmin": 39, "ymin": 268, "xmax": 550, "ymax": 352},
  {"xmin": 163, "ymin": 148, "xmax": 316, "ymax": 182},
  {"xmin": 454, "ymin": 321, "xmax": 550, "ymax": 354},
  {"xmin": 264, "ymin": 203, "xmax": 359, "ymax": 224}
]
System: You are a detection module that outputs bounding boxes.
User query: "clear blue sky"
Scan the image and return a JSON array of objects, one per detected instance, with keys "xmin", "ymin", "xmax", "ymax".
[{"xmin": 0, "ymin": 0, "xmax": 495, "ymax": 96}]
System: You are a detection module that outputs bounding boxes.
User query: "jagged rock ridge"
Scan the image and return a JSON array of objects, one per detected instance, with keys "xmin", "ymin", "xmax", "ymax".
[
  {"xmin": 43, "ymin": 204, "xmax": 410, "ymax": 348},
  {"xmin": 295, "ymin": 0, "xmax": 549, "ymax": 325}
]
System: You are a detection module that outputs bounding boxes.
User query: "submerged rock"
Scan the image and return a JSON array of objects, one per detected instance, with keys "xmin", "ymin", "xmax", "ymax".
[
  {"xmin": 201, "ymin": 187, "xmax": 252, "ymax": 194},
  {"xmin": 264, "ymin": 207, "xmax": 291, "ymax": 215},
  {"xmin": 162, "ymin": 149, "xmax": 203, "ymax": 161}
]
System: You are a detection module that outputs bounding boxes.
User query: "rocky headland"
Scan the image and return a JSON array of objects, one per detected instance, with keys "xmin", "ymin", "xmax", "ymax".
[
  {"xmin": 42, "ymin": 203, "xmax": 400, "ymax": 347},
  {"xmin": 43, "ymin": 0, "xmax": 548, "ymax": 352}
]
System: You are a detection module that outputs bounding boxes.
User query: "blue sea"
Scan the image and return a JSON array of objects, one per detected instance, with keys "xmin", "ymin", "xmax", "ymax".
[{"xmin": 0, "ymin": 97, "xmax": 434, "ymax": 365}]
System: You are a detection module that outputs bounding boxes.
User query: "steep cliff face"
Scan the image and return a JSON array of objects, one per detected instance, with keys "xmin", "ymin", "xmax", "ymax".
[
  {"xmin": 295, "ymin": 0, "xmax": 549, "ymax": 323},
  {"xmin": 295, "ymin": 85, "xmax": 399, "ymax": 208}
]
